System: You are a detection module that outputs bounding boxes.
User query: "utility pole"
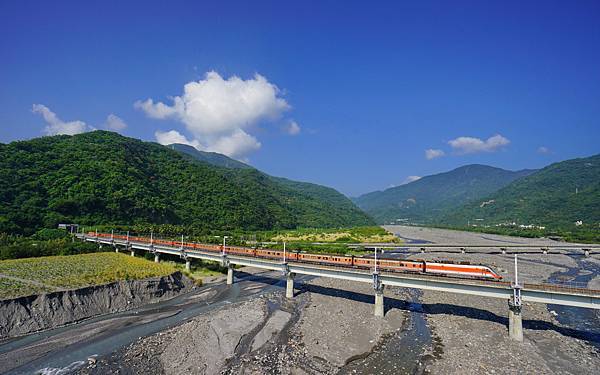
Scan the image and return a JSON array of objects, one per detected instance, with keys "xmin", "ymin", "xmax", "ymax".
[
  {"xmin": 374, "ymin": 247, "xmax": 378, "ymax": 273},
  {"xmin": 222, "ymin": 236, "xmax": 229, "ymax": 257}
]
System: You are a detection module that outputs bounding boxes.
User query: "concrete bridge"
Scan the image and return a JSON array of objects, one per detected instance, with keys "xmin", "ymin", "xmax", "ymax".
[
  {"xmin": 350, "ymin": 243, "xmax": 600, "ymax": 257},
  {"xmin": 78, "ymin": 233, "xmax": 600, "ymax": 342}
]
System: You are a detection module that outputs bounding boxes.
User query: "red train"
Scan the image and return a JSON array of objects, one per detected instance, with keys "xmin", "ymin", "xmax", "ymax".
[{"xmin": 90, "ymin": 232, "xmax": 503, "ymax": 281}]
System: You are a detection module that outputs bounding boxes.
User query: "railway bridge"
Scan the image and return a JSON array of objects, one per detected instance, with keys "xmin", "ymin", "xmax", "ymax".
[{"xmin": 77, "ymin": 232, "xmax": 600, "ymax": 342}]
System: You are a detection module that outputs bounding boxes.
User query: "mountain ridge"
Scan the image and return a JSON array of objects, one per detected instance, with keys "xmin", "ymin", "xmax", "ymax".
[
  {"xmin": 440, "ymin": 154, "xmax": 600, "ymax": 229},
  {"xmin": 0, "ymin": 131, "xmax": 374, "ymax": 235},
  {"xmin": 168, "ymin": 143, "xmax": 369, "ymax": 225},
  {"xmin": 354, "ymin": 164, "xmax": 537, "ymax": 224}
]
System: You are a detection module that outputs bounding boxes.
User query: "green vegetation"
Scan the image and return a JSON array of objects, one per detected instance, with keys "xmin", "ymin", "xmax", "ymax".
[
  {"xmin": 0, "ymin": 252, "xmax": 177, "ymax": 300},
  {"xmin": 244, "ymin": 226, "xmax": 398, "ymax": 255},
  {"xmin": 354, "ymin": 164, "xmax": 535, "ymax": 224},
  {"xmin": 0, "ymin": 131, "xmax": 373, "ymax": 236},
  {"xmin": 165, "ymin": 259, "xmax": 226, "ymax": 279},
  {"xmin": 439, "ymin": 154, "xmax": 600, "ymax": 243},
  {"xmin": 0, "ymin": 230, "xmax": 100, "ymax": 260},
  {"xmin": 170, "ymin": 143, "xmax": 252, "ymax": 169},
  {"xmin": 171, "ymin": 142, "xmax": 373, "ymax": 229},
  {"xmin": 434, "ymin": 224, "xmax": 600, "ymax": 244},
  {"xmin": 265, "ymin": 226, "xmax": 399, "ymax": 243}
]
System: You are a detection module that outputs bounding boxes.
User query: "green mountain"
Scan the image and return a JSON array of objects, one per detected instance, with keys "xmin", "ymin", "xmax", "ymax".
[
  {"xmin": 354, "ymin": 164, "xmax": 536, "ymax": 224},
  {"xmin": 0, "ymin": 131, "xmax": 373, "ymax": 235},
  {"xmin": 169, "ymin": 143, "xmax": 252, "ymax": 169},
  {"xmin": 440, "ymin": 154, "xmax": 600, "ymax": 229},
  {"xmin": 169, "ymin": 143, "xmax": 364, "ymax": 220}
]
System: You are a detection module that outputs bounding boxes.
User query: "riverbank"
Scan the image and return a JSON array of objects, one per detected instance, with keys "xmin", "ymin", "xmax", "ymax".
[
  {"xmin": 0, "ymin": 271, "xmax": 194, "ymax": 340},
  {"xmin": 401, "ymin": 235, "xmax": 600, "ymax": 373},
  {"xmin": 79, "ymin": 275, "xmax": 411, "ymax": 374},
  {"xmin": 384, "ymin": 224, "xmax": 592, "ymax": 246}
]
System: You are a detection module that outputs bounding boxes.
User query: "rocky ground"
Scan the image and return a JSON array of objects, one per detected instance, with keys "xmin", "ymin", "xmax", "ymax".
[
  {"xmin": 79, "ymin": 276, "xmax": 411, "ymax": 375},
  {"xmin": 73, "ymin": 226, "xmax": 600, "ymax": 375},
  {"xmin": 399, "ymin": 231, "xmax": 600, "ymax": 374},
  {"xmin": 384, "ymin": 224, "xmax": 590, "ymax": 246}
]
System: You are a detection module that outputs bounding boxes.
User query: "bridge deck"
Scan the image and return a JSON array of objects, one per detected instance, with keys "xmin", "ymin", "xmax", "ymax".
[{"xmin": 79, "ymin": 234, "xmax": 600, "ymax": 309}]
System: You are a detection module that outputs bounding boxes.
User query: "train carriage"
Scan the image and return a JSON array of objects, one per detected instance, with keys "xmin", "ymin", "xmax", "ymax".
[{"xmin": 87, "ymin": 232, "xmax": 502, "ymax": 281}]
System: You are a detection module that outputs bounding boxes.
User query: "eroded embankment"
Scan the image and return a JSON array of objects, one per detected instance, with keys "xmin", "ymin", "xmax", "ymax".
[{"xmin": 0, "ymin": 271, "xmax": 194, "ymax": 339}]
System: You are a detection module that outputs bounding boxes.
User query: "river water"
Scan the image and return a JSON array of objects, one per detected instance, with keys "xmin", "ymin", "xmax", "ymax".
[
  {"xmin": 546, "ymin": 254, "xmax": 600, "ymax": 350},
  {"xmin": 0, "ymin": 271, "xmax": 301, "ymax": 375},
  {"xmin": 338, "ymin": 289, "xmax": 433, "ymax": 375}
]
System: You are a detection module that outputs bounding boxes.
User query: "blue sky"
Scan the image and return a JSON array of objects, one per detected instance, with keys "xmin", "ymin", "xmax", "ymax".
[{"xmin": 1, "ymin": 1, "xmax": 599, "ymax": 196}]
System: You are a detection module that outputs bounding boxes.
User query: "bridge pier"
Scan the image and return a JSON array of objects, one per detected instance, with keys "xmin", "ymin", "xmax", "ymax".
[
  {"xmin": 130, "ymin": 250, "xmax": 135, "ymax": 257},
  {"xmin": 501, "ymin": 247, "xmax": 507, "ymax": 255},
  {"xmin": 373, "ymin": 272, "xmax": 385, "ymax": 317},
  {"xmin": 509, "ymin": 254, "xmax": 523, "ymax": 341},
  {"xmin": 420, "ymin": 247, "xmax": 425, "ymax": 254},
  {"xmin": 185, "ymin": 259, "xmax": 191, "ymax": 271},
  {"xmin": 286, "ymin": 272, "xmax": 295, "ymax": 299},
  {"xmin": 154, "ymin": 253, "xmax": 160, "ymax": 263},
  {"xmin": 114, "ymin": 246, "xmax": 119, "ymax": 253},
  {"xmin": 227, "ymin": 266, "xmax": 234, "ymax": 285},
  {"xmin": 460, "ymin": 247, "xmax": 466, "ymax": 254},
  {"xmin": 584, "ymin": 249, "xmax": 590, "ymax": 257},
  {"xmin": 508, "ymin": 302, "xmax": 523, "ymax": 341},
  {"xmin": 374, "ymin": 288, "xmax": 385, "ymax": 317},
  {"xmin": 542, "ymin": 247, "xmax": 548, "ymax": 255}
]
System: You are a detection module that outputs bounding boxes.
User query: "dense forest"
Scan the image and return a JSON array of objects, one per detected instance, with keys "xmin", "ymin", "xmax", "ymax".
[
  {"xmin": 0, "ymin": 131, "xmax": 373, "ymax": 236},
  {"xmin": 171, "ymin": 143, "xmax": 370, "ymax": 227},
  {"xmin": 354, "ymin": 164, "xmax": 535, "ymax": 224}
]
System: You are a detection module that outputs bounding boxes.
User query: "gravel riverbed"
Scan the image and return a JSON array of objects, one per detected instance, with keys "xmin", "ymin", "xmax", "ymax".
[
  {"xmin": 391, "ymin": 225, "xmax": 600, "ymax": 374},
  {"xmin": 78, "ymin": 226, "xmax": 599, "ymax": 374}
]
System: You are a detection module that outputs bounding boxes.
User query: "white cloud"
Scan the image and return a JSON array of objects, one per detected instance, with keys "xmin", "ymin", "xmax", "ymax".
[
  {"xmin": 155, "ymin": 130, "xmax": 200, "ymax": 148},
  {"xmin": 448, "ymin": 134, "xmax": 510, "ymax": 154},
  {"xmin": 537, "ymin": 146, "xmax": 551, "ymax": 154},
  {"xmin": 104, "ymin": 114, "xmax": 127, "ymax": 131},
  {"xmin": 425, "ymin": 149, "xmax": 445, "ymax": 160},
  {"xmin": 205, "ymin": 129, "xmax": 261, "ymax": 157},
  {"xmin": 285, "ymin": 120, "xmax": 301, "ymax": 135},
  {"xmin": 135, "ymin": 71, "xmax": 290, "ymax": 159},
  {"xmin": 32, "ymin": 104, "xmax": 91, "ymax": 135},
  {"xmin": 403, "ymin": 175, "xmax": 422, "ymax": 184}
]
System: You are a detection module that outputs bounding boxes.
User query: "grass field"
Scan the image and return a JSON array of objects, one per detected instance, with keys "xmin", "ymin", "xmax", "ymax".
[
  {"xmin": 268, "ymin": 226, "xmax": 401, "ymax": 244},
  {"xmin": 0, "ymin": 252, "xmax": 177, "ymax": 300}
]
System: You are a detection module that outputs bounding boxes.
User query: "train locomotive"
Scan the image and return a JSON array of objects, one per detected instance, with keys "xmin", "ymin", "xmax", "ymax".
[{"xmin": 91, "ymin": 232, "xmax": 503, "ymax": 281}]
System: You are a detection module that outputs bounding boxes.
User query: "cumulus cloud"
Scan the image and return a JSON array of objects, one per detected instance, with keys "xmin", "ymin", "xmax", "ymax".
[
  {"xmin": 135, "ymin": 71, "xmax": 290, "ymax": 159},
  {"xmin": 155, "ymin": 130, "xmax": 200, "ymax": 148},
  {"xmin": 104, "ymin": 114, "xmax": 127, "ymax": 131},
  {"xmin": 537, "ymin": 146, "xmax": 551, "ymax": 154},
  {"xmin": 284, "ymin": 120, "xmax": 301, "ymax": 135},
  {"xmin": 448, "ymin": 134, "xmax": 510, "ymax": 154},
  {"xmin": 425, "ymin": 149, "xmax": 445, "ymax": 160},
  {"xmin": 32, "ymin": 104, "xmax": 91, "ymax": 135},
  {"xmin": 403, "ymin": 175, "xmax": 422, "ymax": 184}
]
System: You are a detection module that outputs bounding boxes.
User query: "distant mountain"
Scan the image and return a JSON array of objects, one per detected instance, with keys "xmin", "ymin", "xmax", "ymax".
[
  {"xmin": 441, "ymin": 154, "xmax": 600, "ymax": 228},
  {"xmin": 354, "ymin": 164, "xmax": 536, "ymax": 224},
  {"xmin": 0, "ymin": 131, "xmax": 374, "ymax": 235},
  {"xmin": 169, "ymin": 143, "xmax": 252, "ymax": 169},
  {"xmin": 169, "ymin": 143, "xmax": 371, "ymax": 228}
]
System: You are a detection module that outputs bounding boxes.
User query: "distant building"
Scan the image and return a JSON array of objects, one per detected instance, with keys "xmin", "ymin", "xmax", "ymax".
[{"xmin": 575, "ymin": 220, "xmax": 583, "ymax": 226}]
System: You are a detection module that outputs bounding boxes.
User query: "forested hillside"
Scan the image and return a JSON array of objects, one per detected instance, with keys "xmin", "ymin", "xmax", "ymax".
[
  {"xmin": 170, "ymin": 143, "xmax": 365, "ymax": 223},
  {"xmin": 170, "ymin": 143, "xmax": 252, "ymax": 169},
  {"xmin": 440, "ymin": 154, "xmax": 600, "ymax": 229},
  {"xmin": 354, "ymin": 165, "xmax": 535, "ymax": 224},
  {"xmin": 0, "ymin": 131, "xmax": 373, "ymax": 235}
]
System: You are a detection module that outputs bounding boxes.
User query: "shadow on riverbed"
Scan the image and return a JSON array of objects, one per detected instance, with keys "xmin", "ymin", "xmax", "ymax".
[{"xmin": 235, "ymin": 271, "xmax": 600, "ymax": 347}]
